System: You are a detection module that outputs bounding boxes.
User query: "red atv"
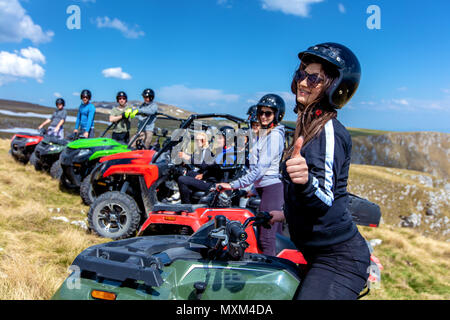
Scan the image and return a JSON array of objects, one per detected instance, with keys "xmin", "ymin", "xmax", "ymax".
[
  {"xmin": 9, "ymin": 129, "xmax": 45, "ymax": 164},
  {"xmin": 88, "ymin": 113, "xmax": 252, "ymax": 238}
]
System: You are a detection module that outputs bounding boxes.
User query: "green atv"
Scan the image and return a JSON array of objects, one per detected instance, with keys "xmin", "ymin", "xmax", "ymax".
[
  {"xmin": 52, "ymin": 213, "xmax": 302, "ymax": 300},
  {"xmin": 57, "ymin": 111, "xmax": 157, "ymax": 195}
]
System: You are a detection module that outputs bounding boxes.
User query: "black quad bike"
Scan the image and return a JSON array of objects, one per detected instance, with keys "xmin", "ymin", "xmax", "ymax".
[
  {"xmin": 30, "ymin": 132, "xmax": 84, "ymax": 175},
  {"xmin": 9, "ymin": 129, "xmax": 46, "ymax": 164}
]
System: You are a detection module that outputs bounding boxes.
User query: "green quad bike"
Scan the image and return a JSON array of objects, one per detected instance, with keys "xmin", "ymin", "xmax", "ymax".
[
  {"xmin": 56, "ymin": 111, "xmax": 161, "ymax": 196},
  {"xmin": 52, "ymin": 213, "xmax": 305, "ymax": 300},
  {"xmin": 52, "ymin": 211, "xmax": 381, "ymax": 300}
]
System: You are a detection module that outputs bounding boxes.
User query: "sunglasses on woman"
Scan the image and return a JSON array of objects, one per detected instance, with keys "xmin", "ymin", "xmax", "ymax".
[
  {"xmin": 295, "ymin": 69, "xmax": 325, "ymax": 88},
  {"xmin": 258, "ymin": 110, "xmax": 274, "ymax": 117}
]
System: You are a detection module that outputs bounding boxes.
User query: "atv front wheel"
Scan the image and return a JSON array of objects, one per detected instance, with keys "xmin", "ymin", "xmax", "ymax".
[
  {"xmin": 80, "ymin": 173, "xmax": 96, "ymax": 205},
  {"xmin": 30, "ymin": 152, "xmax": 42, "ymax": 171},
  {"xmin": 50, "ymin": 160, "xmax": 62, "ymax": 179},
  {"xmin": 88, "ymin": 192, "xmax": 141, "ymax": 240}
]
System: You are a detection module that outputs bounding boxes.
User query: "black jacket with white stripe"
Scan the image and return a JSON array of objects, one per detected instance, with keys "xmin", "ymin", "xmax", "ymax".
[{"xmin": 282, "ymin": 118, "xmax": 358, "ymax": 249}]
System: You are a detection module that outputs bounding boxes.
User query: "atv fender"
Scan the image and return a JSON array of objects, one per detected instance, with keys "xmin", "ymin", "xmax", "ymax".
[{"xmin": 103, "ymin": 164, "xmax": 159, "ymax": 189}]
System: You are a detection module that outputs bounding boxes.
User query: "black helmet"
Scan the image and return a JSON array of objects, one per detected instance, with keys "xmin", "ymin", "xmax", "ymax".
[
  {"xmin": 219, "ymin": 126, "xmax": 235, "ymax": 137},
  {"xmin": 116, "ymin": 91, "xmax": 128, "ymax": 102},
  {"xmin": 80, "ymin": 90, "xmax": 92, "ymax": 100},
  {"xmin": 55, "ymin": 98, "xmax": 65, "ymax": 107},
  {"xmin": 297, "ymin": 42, "xmax": 361, "ymax": 109},
  {"xmin": 218, "ymin": 126, "xmax": 235, "ymax": 147},
  {"xmin": 257, "ymin": 94, "xmax": 285, "ymax": 124},
  {"xmin": 247, "ymin": 105, "xmax": 258, "ymax": 123},
  {"xmin": 142, "ymin": 88, "xmax": 155, "ymax": 100}
]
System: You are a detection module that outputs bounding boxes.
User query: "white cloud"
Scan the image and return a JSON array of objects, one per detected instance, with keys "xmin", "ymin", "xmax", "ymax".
[
  {"xmin": 0, "ymin": 48, "xmax": 45, "ymax": 85},
  {"xmin": 102, "ymin": 67, "xmax": 132, "ymax": 80},
  {"xmin": 54, "ymin": 92, "xmax": 62, "ymax": 98},
  {"xmin": 338, "ymin": 3, "xmax": 346, "ymax": 14},
  {"xmin": 73, "ymin": 92, "xmax": 80, "ymax": 97},
  {"xmin": 95, "ymin": 17, "xmax": 145, "ymax": 39},
  {"xmin": 0, "ymin": 0, "xmax": 54, "ymax": 44},
  {"xmin": 260, "ymin": 0, "xmax": 324, "ymax": 17},
  {"xmin": 392, "ymin": 99, "xmax": 409, "ymax": 106},
  {"xmin": 19, "ymin": 47, "xmax": 46, "ymax": 64},
  {"xmin": 158, "ymin": 84, "xmax": 240, "ymax": 109}
]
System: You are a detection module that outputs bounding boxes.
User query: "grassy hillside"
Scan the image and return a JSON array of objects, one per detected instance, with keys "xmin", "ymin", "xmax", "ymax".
[{"xmin": 0, "ymin": 139, "xmax": 449, "ymax": 300}]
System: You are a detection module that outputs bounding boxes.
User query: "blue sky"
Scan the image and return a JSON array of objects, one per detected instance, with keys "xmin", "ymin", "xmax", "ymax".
[{"xmin": 0, "ymin": 0, "xmax": 449, "ymax": 132}]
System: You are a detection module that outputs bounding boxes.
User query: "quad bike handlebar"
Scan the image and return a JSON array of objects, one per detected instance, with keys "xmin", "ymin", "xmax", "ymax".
[{"xmin": 207, "ymin": 212, "xmax": 272, "ymax": 260}]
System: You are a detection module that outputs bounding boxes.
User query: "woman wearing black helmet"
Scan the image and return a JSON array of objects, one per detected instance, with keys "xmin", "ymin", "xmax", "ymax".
[
  {"xmin": 38, "ymin": 98, "xmax": 67, "ymax": 139},
  {"xmin": 270, "ymin": 43, "xmax": 371, "ymax": 300},
  {"xmin": 216, "ymin": 94, "xmax": 286, "ymax": 256}
]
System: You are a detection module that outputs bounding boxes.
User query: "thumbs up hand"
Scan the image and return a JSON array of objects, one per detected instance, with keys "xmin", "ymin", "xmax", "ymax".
[{"xmin": 286, "ymin": 137, "xmax": 309, "ymax": 185}]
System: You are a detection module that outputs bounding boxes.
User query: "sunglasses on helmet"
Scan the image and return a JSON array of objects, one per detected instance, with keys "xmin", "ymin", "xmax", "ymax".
[{"xmin": 295, "ymin": 69, "xmax": 325, "ymax": 88}]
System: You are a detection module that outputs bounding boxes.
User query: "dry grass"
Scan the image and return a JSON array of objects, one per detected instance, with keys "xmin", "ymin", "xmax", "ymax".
[
  {"xmin": 0, "ymin": 139, "xmax": 107, "ymax": 300},
  {"xmin": 0, "ymin": 138, "xmax": 449, "ymax": 300}
]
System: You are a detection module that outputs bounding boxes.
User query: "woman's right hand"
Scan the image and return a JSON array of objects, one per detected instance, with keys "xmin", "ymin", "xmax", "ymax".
[
  {"xmin": 286, "ymin": 137, "xmax": 309, "ymax": 185},
  {"xmin": 269, "ymin": 210, "xmax": 285, "ymax": 225}
]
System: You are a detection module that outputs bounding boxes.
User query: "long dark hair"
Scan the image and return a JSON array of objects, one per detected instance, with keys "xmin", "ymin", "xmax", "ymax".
[{"xmin": 285, "ymin": 55, "xmax": 339, "ymax": 159}]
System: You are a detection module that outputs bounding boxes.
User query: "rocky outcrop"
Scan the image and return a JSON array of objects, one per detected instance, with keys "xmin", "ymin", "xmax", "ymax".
[
  {"xmin": 351, "ymin": 132, "xmax": 450, "ymax": 182},
  {"xmin": 348, "ymin": 165, "xmax": 450, "ymax": 241}
]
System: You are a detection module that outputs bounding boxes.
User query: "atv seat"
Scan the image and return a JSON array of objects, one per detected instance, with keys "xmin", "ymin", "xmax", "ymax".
[
  {"xmin": 152, "ymin": 203, "xmax": 208, "ymax": 214},
  {"xmin": 275, "ymin": 234, "xmax": 298, "ymax": 253}
]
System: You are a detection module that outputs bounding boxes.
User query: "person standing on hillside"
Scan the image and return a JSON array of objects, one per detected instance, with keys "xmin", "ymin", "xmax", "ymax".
[
  {"xmin": 132, "ymin": 88, "xmax": 158, "ymax": 149},
  {"xmin": 74, "ymin": 90, "xmax": 96, "ymax": 138},
  {"xmin": 38, "ymin": 98, "xmax": 67, "ymax": 139},
  {"xmin": 109, "ymin": 91, "xmax": 132, "ymax": 144},
  {"xmin": 270, "ymin": 43, "xmax": 371, "ymax": 300}
]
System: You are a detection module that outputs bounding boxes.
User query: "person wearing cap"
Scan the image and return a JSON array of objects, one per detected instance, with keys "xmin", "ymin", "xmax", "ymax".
[
  {"xmin": 74, "ymin": 90, "xmax": 96, "ymax": 138},
  {"xmin": 216, "ymin": 94, "xmax": 286, "ymax": 256},
  {"xmin": 38, "ymin": 98, "xmax": 67, "ymax": 139},
  {"xmin": 109, "ymin": 91, "xmax": 132, "ymax": 144},
  {"xmin": 270, "ymin": 43, "xmax": 371, "ymax": 300},
  {"xmin": 131, "ymin": 88, "xmax": 158, "ymax": 149}
]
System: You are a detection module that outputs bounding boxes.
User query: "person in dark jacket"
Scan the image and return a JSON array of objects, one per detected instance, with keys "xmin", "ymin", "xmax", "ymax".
[{"xmin": 270, "ymin": 43, "xmax": 371, "ymax": 300}]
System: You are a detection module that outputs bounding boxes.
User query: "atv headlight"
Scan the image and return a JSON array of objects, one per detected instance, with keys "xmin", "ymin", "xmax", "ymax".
[
  {"xmin": 75, "ymin": 149, "xmax": 92, "ymax": 162},
  {"xmin": 26, "ymin": 138, "xmax": 39, "ymax": 144}
]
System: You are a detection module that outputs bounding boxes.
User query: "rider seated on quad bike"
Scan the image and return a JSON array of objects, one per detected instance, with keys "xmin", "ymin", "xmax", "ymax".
[
  {"xmin": 178, "ymin": 131, "xmax": 212, "ymax": 172},
  {"xmin": 38, "ymin": 98, "xmax": 67, "ymax": 139},
  {"xmin": 177, "ymin": 126, "xmax": 237, "ymax": 204}
]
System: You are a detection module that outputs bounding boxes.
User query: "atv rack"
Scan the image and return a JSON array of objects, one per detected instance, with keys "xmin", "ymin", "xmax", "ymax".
[{"xmin": 71, "ymin": 236, "xmax": 189, "ymax": 287}]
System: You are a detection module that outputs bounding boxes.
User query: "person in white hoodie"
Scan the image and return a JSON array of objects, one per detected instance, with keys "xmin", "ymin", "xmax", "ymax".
[{"xmin": 216, "ymin": 94, "xmax": 286, "ymax": 256}]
